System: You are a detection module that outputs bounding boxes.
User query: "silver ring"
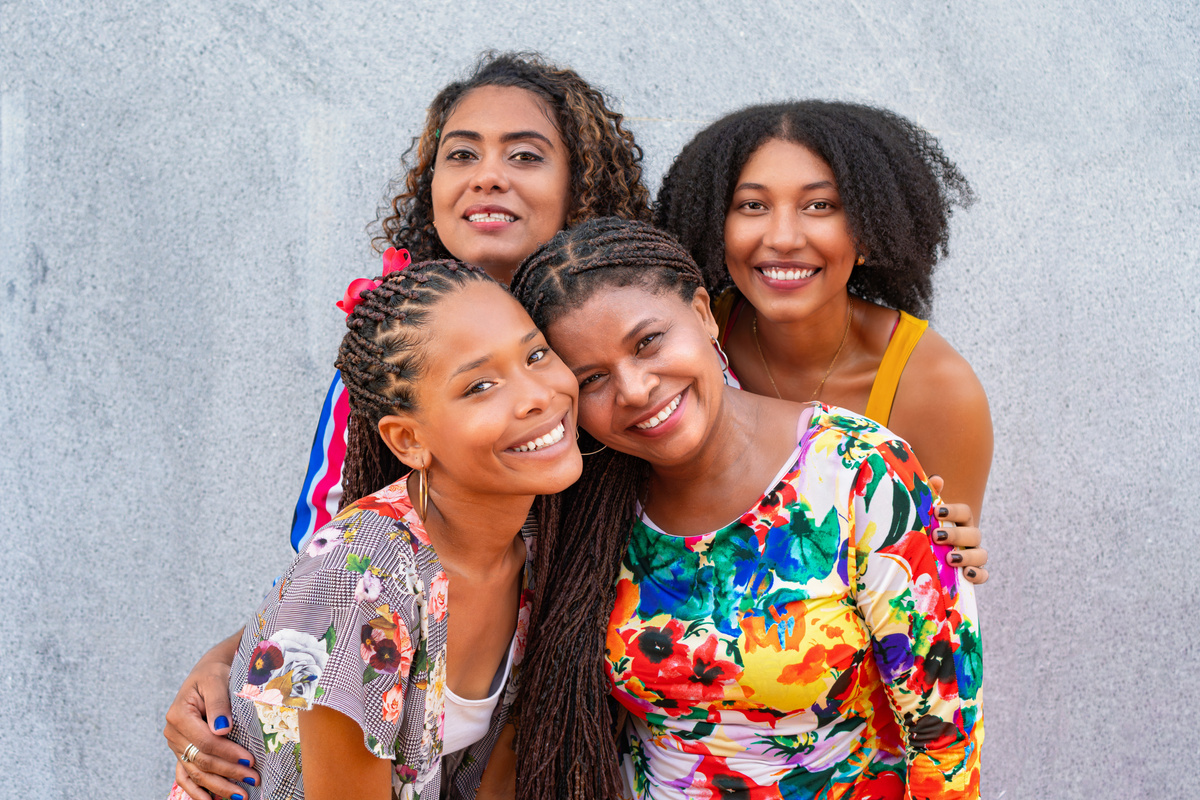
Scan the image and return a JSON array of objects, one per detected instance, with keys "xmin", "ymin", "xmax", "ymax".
[{"xmin": 180, "ymin": 743, "xmax": 200, "ymax": 764}]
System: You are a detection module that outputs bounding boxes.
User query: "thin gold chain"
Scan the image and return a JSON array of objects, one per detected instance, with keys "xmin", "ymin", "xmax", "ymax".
[{"xmin": 752, "ymin": 298, "xmax": 855, "ymax": 402}]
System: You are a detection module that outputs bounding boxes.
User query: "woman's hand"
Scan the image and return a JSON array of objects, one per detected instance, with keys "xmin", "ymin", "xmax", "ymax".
[
  {"xmin": 475, "ymin": 723, "xmax": 517, "ymax": 800},
  {"xmin": 163, "ymin": 629, "xmax": 259, "ymax": 800},
  {"xmin": 929, "ymin": 475, "xmax": 988, "ymax": 585}
]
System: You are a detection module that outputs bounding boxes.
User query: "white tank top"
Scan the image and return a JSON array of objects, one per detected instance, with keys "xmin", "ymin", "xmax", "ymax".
[{"xmin": 441, "ymin": 632, "xmax": 518, "ymax": 755}]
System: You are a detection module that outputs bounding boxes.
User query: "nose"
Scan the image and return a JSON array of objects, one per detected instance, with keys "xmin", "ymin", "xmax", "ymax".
[
  {"xmin": 611, "ymin": 361, "xmax": 658, "ymax": 410},
  {"xmin": 762, "ymin": 207, "xmax": 805, "ymax": 254},
  {"xmin": 470, "ymin": 151, "xmax": 511, "ymax": 193},
  {"xmin": 513, "ymin": 368, "xmax": 557, "ymax": 419}
]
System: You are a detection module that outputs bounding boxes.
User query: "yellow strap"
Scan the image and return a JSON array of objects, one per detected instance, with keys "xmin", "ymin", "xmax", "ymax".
[{"xmin": 864, "ymin": 311, "xmax": 928, "ymax": 426}]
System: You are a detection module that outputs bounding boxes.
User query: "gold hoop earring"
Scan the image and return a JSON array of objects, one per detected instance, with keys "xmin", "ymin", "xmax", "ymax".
[
  {"xmin": 574, "ymin": 427, "xmax": 607, "ymax": 456},
  {"xmin": 418, "ymin": 465, "xmax": 430, "ymax": 519}
]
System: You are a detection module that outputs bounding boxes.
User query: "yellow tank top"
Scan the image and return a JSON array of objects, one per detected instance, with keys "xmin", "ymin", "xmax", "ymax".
[{"xmin": 713, "ymin": 292, "xmax": 928, "ymax": 427}]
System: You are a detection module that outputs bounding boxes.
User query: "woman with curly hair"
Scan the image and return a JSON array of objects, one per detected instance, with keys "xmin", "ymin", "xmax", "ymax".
[
  {"xmin": 654, "ymin": 102, "xmax": 993, "ymax": 577},
  {"xmin": 163, "ymin": 51, "xmax": 650, "ymax": 800}
]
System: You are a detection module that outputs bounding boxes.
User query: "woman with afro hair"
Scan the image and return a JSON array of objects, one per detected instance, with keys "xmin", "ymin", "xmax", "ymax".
[{"xmin": 655, "ymin": 101, "xmax": 993, "ymax": 575}]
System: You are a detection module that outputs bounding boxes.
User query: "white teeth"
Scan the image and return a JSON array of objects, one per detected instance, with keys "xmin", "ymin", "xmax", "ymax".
[
  {"xmin": 635, "ymin": 394, "xmax": 682, "ymax": 430},
  {"xmin": 762, "ymin": 267, "xmax": 817, "ymax": 281},
  {"xmin": 467, "ymin": 212, "xmax": 516, "ymax": 223},
  {"xmin": 510, "ymin": 422, "xmax": 566, "ymax": 453}
]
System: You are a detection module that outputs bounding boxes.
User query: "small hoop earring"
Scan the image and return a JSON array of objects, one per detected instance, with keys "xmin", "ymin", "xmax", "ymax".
[
  {"xmin": 574, "ymin": 426, "xmax": 607, "ymax": 457},
  {"xmin": 418, "ymin": 465, "xmax": 430, "ymax": 519}
]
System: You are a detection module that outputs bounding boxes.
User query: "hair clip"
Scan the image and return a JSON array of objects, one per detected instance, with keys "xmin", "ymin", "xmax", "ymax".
[{"xmin": 337, "ymin": 248, "xmax": 412, "ymax": 315}]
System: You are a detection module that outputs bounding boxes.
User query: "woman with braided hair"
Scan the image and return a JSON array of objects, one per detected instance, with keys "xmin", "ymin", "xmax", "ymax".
[
  {"xmin": 164, "ymin": 50, "xmax": 652, "ymax": 800},
  {"xmin": 654, "ymin": 101, "xmax": 993, "ymax": 582},
  {"xmin": 169, "ymin": 259, "xmax": 583, "ymax": 800},
  {"xmin": 509, "ymin": 217, "xmax": 983, "ymax": 799}
]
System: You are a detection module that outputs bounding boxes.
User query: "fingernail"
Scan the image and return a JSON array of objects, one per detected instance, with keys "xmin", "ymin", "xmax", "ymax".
[
  {"xmin": 244, "ymin": 777, "xmax": 257, "ymax": 786},
  {"xmin": 238, "ymin": 759, "xmax": 251, "ymax": 767},
  {"xmin": 966, "ymin": 568, "xmax": 977, "ymax": 579},
  {"xmin": 231, "ymin": 795, "xmax": 245, "ymax": 800},
  {"xmin": 214, "ymin": 715, "xmax": 230, "ymax": 731},
  {"xmin": 949, "ymin": 553, "xmax": 963, "ymax": 565},
  {"xmin": 937, "ymin": 506, "xmax": 949, "ymax": 518},
  {"xmin": 935, "ymin": 529, "xmax": 948, "ymax": 543}
]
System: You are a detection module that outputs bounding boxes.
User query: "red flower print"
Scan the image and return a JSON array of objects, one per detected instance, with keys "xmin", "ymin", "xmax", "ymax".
[
  {"xmin": 626, "ymin": 620, "xmax": 692, "ymax": 682},
  {"xmin": 247, "ymin": 642, "xmax": 284, "ymax": 685},
  {"xmin": 680, "ymin": 635, "xmax": 743, "ymax": 701},
  {"xmin": 361, "ymin": 625, "xmax": 402, "ymax": 673}
]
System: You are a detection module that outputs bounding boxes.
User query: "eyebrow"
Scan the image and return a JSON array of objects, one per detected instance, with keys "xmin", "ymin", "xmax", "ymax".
[
  {"xmin": 733, "ymin": 180, "xmax": 836, "ymax": 193},
  {"xmin": 440, "ymin": 129, "xmax": 556, "ymax": 148},
  {"xmin": 569, "ymin": 318, "xmax": 661, "ymax": 375},
  {"xmin": 450, "ymin": 329, "xmax": 542, "ymax": 378}
]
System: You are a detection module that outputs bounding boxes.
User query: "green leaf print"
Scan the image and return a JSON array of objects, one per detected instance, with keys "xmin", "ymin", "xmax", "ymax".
[
  {"xmin": 363, "ymin": 666, "xmax": 380, "ymax": 684},
  {"xmin": 322, "ymin": 623, "xmax": 337, "ymax": 653},
  {"xmin": 293, "ymin": 741, "xmax": 303, "ymax": 774},
  {"xmin": 345, "ymin": 553, "xmax": 371, "ymax": 574}
]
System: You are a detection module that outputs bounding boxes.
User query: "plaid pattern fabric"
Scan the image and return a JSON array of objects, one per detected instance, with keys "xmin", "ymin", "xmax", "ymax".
[{"xmin": 227, "ymin": 478, "xmax": 535, "ymax": 799}]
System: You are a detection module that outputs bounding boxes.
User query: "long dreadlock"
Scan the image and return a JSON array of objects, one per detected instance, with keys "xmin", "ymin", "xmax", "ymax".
[
  {"xmin": 335, "ymin": 259, "xmax": 494, "ymax": 508},
  {"xmin": 508, "ymin": 217, "xmax": 706, "ymax": 800}
]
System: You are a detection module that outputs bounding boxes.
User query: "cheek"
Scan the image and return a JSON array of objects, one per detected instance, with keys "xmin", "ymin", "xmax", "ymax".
[{"xmin": 576, "ymin": 392, "xmax": 610, "ymax": 435}]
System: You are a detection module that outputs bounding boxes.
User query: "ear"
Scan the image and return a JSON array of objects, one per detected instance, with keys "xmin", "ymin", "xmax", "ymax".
[
  {"xmin": 377, "ymin": 414, "xmax": 430, "ymax": 472},
  {"xmin": 689, "ymin": 287, "xmax": 718, "ymax": 340}
]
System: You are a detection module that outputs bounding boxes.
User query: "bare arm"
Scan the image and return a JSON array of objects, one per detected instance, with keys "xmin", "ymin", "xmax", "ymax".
[
  {"xmin": 298, "ymin": 705, "xmax": 393, "ymax": 800},
  {"xmin": 163, "ymin": 629, "xmax": 259, "ymax": 800}
]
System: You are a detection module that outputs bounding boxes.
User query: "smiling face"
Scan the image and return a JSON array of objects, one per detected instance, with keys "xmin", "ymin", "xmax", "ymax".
[
  {"xmin": 430, "ymin": 85, "xmax": 573, "ymax": 283},
  {"xmin": 544, "ymin": 283, "xmax": 723, "ymax": 469},
  {"xmin": 723, "ymin": 138, "xmax": 858, "ymax": 323},
  {"xmin": 383, "ymin": 281, "xmax": 581, "ymax": 500}
]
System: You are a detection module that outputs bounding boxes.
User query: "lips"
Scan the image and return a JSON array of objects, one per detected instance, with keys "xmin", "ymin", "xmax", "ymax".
[
  {"xmin": 760, "ymin": 265, "xmax": 818, "ymax": 281},
  {"xmin": 631, "ymin": 391, "xmax": 683, "ymax": 430},
  {"xmin": 506, "ymin": 417, "xmax": 567, "ymax": 453}
]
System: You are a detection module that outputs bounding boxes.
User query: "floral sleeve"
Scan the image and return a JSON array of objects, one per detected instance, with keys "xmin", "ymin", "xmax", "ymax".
[
  {"xmin": 235, "ymin": 532, "xmax": 422, "ymax": 762},
  {"xmin": 850, "ymin": 440, "xmax": 983, "ymax": 798}
]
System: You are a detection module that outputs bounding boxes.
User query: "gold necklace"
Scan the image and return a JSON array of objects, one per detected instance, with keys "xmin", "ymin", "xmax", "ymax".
[{"xmin": 752, "ymin": 298, "xmax": 854, "ymax": 401}]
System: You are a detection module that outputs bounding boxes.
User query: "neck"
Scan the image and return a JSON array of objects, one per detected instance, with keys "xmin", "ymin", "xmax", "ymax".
[
  {"xmin": 755, "ymin": 292, "xmax": 857, "ymax": 372},
  {"xmin": 408, "ymin": 470, "xmax": 531, "ymax": 577}
]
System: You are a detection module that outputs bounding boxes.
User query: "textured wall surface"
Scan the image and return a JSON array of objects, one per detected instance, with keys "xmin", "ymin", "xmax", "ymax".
[{"xmin": 1, "ymin": 1, "xmax": 1196, "ymax": 797}]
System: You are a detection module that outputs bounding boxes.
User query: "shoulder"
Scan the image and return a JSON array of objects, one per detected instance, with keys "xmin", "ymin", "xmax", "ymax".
[
  {"xmin": 808, "ymin": 404, "xmax": 915, "ymax": 465},
  {"xmin": 889, "ymin": 328, "xmax": 991, "ymax": 451}
]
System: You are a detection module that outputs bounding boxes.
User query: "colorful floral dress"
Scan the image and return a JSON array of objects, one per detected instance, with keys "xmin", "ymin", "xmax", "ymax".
[
  {"xmin": 606, "ymin": 405, "xmax": 983, "ymax": 799},
  {"xmin": 223, "ymin": 478, "xmax": 532, "ymax": 800}
]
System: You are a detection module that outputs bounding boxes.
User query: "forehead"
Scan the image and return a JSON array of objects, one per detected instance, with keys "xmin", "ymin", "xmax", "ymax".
[
  {"xmin": 545, "ymin": 284, "xmax": 687, "ymax": 366},
  {"xmin": 738, "ymin": 138, "xmax": 835, "ymax": 185},
  {"xmin": 421, "ymin": 281, "xmax": 535, "ymax": 368},
  {"xmin": 442, "ymin": 85, "xmax": 562, "ymax": 141}
]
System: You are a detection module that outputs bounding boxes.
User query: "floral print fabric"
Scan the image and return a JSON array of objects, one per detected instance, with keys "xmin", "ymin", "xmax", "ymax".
[
  {"xmin": 222, "ymin": 478, "xmax": 532, "ymax": 800},
  {"xmin": 606, "ymin": 405, "xmax": 982, "ymax": 799}
]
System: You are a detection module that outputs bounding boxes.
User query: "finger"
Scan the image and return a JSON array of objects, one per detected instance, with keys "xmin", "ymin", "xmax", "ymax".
[
  {"xmin": 165, "ymin": 694, "xmax": 256, "ymax": 772},
  {"xmin": 173, "ymin": 762, "xmax": 212, "ymax": 800},
  {"xmin": 928, "ymin": 474, "xmax": 945, "ymax": 497},
  {"xmin": 164, "ymin": 722, "xmax": 259, "ymax": 789},
  {"xmin": 934, "ymin": 525, "xmax": 981, "ymax": 549},
  {"xmin": 946, "ymin": 546, "xmax": 988, "ymax": 569},
  {"xmin": 963, "ymin": 566, "xmax": 989, "ymax": 585},
  {"xmin": 934, "ymin": 502, "xmax": 975, "ymax": 527},
  {"xmin": 179, "ymin": 750, "xmax": 255, "ymax": 800}
]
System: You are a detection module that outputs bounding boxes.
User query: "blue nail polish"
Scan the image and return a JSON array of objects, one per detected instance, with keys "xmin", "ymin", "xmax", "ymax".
[
  {"xmin": 245, "ymin": 777, "xmax": 257, "ymax": 786},
  {"xmin": 238, "ymin": 759, "xmax": 251, "ymax": 767},
  {"xmin": 214, "ymin": 715, "xmax": 230, "ymax": 731},
  {"xmin": 231, "ymin": 795, "xmax": 245, "ymax": 800}
]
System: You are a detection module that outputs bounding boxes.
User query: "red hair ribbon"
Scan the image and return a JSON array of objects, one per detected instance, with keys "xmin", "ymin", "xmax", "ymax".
[{"xmin": 336, "ymin": 248, "xmax": 412, "ymax": 315}]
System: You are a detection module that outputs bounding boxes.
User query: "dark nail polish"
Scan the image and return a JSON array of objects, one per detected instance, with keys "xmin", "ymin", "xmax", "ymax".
[
  {"xmin": 935, "ymin": 529, "xmax": 948, "ymax": 543},
  {"xmin": 238, "ymin": 759, "xmax": 251, "ymax": 767},
  {"xmin": 949, "ymin": 553, "xmax": 963, "ymax": 565},
  {"xmin": 937, "ymin": 506, "xmax": 949, "ymax": 518},
  {"xmin": 214, "ymin": 715, "xmax": 230, "ymax": 731},
  {"xmin": 966, "ymin": 568, "xmax": 977, "ymax": 579},
  {"xmin": 245, "ymin": 777, "xmax": 257, "ymax": 786}
]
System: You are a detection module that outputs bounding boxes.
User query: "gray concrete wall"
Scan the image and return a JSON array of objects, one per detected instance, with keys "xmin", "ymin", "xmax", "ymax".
[{"xmin": 1, "ymin": 1, "xmax": 1195, "ymax": 797}]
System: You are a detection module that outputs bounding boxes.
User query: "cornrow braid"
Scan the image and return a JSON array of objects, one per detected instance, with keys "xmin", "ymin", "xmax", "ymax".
[
  {"xmin": 372, "ymin": 51, "xmax": 652, "ymax": 260},
  {"xmin": 335, "ymin": 259, "xmax": 493, "ymax": 509},
  {"xmin": 509, "ymin": 218, "xmax": 703, "ymax": 800}
]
